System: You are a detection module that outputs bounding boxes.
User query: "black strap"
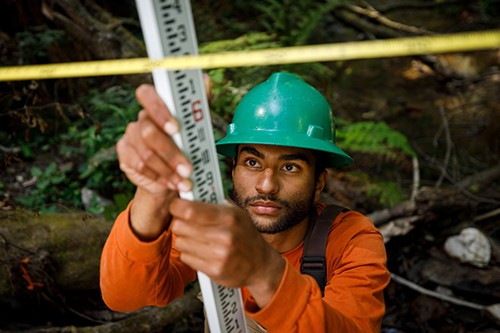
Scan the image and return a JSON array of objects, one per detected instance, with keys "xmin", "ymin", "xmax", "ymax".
[{"xmin": 301, "ymin": 205, "xmax": 349, "ymax": 296}]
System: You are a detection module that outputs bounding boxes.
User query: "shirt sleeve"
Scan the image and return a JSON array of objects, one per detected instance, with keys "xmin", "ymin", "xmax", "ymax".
[
  {"xmin": 244, "ymin": 213, "xmax": 390, "ymax": 333},
  {"xmin": 100, "ymin": 200, "xmax": 197, "ymax": 311}
]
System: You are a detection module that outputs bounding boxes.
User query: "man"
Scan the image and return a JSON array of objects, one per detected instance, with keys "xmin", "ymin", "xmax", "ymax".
[{"xmin": 100, "ymin": 72, "xmax": 389, "ymax": 332}]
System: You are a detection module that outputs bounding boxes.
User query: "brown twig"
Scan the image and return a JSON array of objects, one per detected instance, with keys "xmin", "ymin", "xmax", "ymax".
[
  {"xmin": 333, "ymin": 3, "xmax": 472, "ymax": 80},
  {"xmin": 474, "ymin": 208, "xmax": 500, "ymax": 222},
  {"xmin": 344, "ymin": 3, "xmax": 433, "ymax": 35},
  {"xmin": 411, "ymin": 156, "xmax": 420, "ymax": 202},
  {"xmin": 411, "ymin": 142, "xmax": 500, "ymax": 204},
  {"xmin": 0, "ymin": 232, "xmax": 35, "ymax": 254},
  {"xmin": 1, "ymin": 102, "xmax": 80, "ymax": 118},
  {"xmin": 391, "ymin": 272, "xmax": 500, "ymax": 324},
  {"xmin": 0, "ymin": 145, "xmax": 20, "ymax": 154},
  {"xmin": 390, "ymin": 272, "xmax": 485, "ymax": 310},
  {"xmin": 435, "ymin": 106, "xmax": 453, "ymax": 188},
  {"xmin": 30, "ymin": 203, "xmax": 73, "ymax": 213},
  {"xmin": 426, "ymin": 163, "xmax": 500, "ymax": 205}
]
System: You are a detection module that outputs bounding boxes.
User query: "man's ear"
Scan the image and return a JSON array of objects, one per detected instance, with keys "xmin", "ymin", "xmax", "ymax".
[{"xmin": 314, "ymin": 170, "xmax": 328, "ymax": 202}]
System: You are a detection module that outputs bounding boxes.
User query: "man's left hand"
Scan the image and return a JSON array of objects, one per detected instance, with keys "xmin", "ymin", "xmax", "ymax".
[{"xmin": 170, "ymin": 198, "xmax": 286, "ymax": 308}]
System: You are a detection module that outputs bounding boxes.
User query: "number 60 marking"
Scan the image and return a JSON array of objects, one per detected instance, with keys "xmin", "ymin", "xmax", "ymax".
[{"xmin": 192, "ymin": 100, "xmax": 203, "ymax": 122}]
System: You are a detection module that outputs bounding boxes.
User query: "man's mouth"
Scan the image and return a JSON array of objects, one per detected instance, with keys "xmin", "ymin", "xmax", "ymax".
[{"xmin": 249, "ymin": 200, "xmax": 282, "ymax": 215}]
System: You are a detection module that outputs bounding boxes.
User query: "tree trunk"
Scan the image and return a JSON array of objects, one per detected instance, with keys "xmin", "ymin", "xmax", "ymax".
[{"xmin": 41, "ymin": 0, "xmax": 151, "ymax": 87}]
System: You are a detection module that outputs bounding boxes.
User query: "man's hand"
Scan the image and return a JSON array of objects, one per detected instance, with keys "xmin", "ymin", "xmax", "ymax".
[
  {"xmin": 170, "ymin": 198, "xmax": 286, "ymax": 309},
  {"xmin": 117, "ymin": 74, "xmax": 212, "ymax": 241},
  {"xmin": 118, "ymin": 85, "xmax": 193, "ymax": 195}
]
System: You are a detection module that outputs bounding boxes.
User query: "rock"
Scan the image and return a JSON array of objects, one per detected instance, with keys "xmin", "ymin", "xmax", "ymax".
[
  {"xmin": 444, "ymin": 227, "xmax": 491, "ymax": 268},
  {"xmin": 81, "ymin": 187, "xmax": 115, "ymax": 210}
]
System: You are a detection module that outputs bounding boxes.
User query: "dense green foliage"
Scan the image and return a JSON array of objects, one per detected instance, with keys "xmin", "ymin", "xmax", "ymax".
[
  {"xmin": 336, "ymin": 120, "xmax": 416, "ymax": 161},
  {"xmin": 15, "ymin": 27, "xmax": 66, "ymax": 63},
  {"xmin": 255, "ymin": 0, "xmax": 341, "ymax": 46},
  {"xmin": 0, "ymin": 0, "xmax": 431, "ymax": 216},
  {"xmin": 3, "ymin": 86, "xmax": 139, "ymax": 214}
]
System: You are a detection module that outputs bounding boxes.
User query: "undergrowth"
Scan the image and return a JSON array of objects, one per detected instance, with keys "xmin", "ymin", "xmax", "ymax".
[{"xmin": 2, "ymin": 20, "xmax": 417, "ymax": 215}]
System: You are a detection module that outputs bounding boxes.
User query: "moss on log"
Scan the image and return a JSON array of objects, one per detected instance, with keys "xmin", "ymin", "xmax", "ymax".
[{"xmin": 0, "ymin": 211, "xmax": 113, "ymax": 298}]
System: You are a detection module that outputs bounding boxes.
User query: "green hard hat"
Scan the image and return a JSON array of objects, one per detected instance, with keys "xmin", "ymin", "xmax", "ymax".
[{"xmin": 215, "ymin": 72, "xmax": 353, "ymax": 167}]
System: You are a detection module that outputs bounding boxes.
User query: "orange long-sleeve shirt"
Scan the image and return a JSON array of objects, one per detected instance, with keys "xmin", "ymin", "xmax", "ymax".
[{"xmin": 100, "ymin": 202, "xmax": 389, "ymax": 333}]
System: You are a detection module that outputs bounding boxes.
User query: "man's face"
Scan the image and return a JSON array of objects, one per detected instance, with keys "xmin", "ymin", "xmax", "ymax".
[{"xmin": 232, "ymin": 144, "xmax": 322, "ymax": 235}]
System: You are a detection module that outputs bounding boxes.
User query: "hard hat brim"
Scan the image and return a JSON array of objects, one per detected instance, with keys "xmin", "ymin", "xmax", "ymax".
[{"xmin": 216, "ymin": 130, "xmax": 353, "ymax": 168}]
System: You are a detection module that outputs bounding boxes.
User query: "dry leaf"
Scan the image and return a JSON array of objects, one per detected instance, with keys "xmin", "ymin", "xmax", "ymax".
[
  {"xmin": 37, "ymin": 116, "xmax": 48, "ymax": 133},
  {"xmin": 76, "ymin": 107, "xmax": 85, "ymax": 119},
  {"xmin": 56, "ymin": 103, "xmax": 67, "ymax": 119}
]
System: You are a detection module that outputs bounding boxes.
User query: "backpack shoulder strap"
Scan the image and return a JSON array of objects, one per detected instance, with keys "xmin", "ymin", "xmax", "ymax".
[{"xmin": 301, "ymin": 204, "xmax": 349, "ymax": 296}]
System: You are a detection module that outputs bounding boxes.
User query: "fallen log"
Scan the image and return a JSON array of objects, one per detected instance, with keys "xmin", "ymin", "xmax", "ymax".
[
  {"xmin": 0, "ymin": 211, "xmax": 112, "ymax": 298},
  {"xmin": 14, "ymin": 285, "xmax": 203, "ymax": 333},
  {"xmin": 367, "ymin": 201, "xmax": 416, "ymax": 227}
]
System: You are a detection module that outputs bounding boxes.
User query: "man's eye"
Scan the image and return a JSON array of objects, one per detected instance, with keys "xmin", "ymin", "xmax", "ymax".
[
  {"xmin": 245, "ymin": 159, "xmax": 260, "ymax": 167},
  {"xmin": 282, "ymin": 164, "xmax": 299, "ymax": 172}
]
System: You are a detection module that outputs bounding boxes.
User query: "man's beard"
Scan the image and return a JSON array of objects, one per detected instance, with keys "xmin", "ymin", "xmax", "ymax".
[{"xmin": 232, "ymin": 184, "xmax": 315, "ymax": 234}]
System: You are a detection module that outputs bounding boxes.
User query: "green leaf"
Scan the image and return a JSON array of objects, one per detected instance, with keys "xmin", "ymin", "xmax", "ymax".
[
  {"xmin": 37, "ymin": 178, "xmax": 50, "ymax": 190},
  {"xmin": 469, "ymin": 185, "xmax": 479, "ymax": 193},
  {"xmin": 103, "ymin": 206, "xmax": 115, "ymax": 220},
  {"xmin": 31, "ymin": 166, "xmax": 43, "ymax": 178},
  {"xmin": 79, "ymin": 168, "xmax": 93, "ymax": 179},
  {"xmin": 45, "ymin": 162, "xmax": 57, "ymax": 176},
  {"xmin": 113, "ymin": 193, "xmax": 130, "ymax": 212},
  {"xmin": 51, "ymin": 175, "xmax": 66, "ymax": 185},
  {"xmin": 15, "ymin": 196, "xmax": 34, "ymax": 206},
  {"xmin": 20, "ymin": 145, "xmax": 33, "ymax": 158},
  {"xmin": 337, "ymin": 121, "xmax": 416, "ymax": 160},
  {"xmin": 69, "ymin": 181, "xmax": 79, "ymax": 189}
]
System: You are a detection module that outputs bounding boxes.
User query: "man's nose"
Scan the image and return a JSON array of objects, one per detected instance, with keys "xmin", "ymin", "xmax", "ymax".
[{"xmin": 255, "ymin": 168, "xmax": 279, "ymax": 195}]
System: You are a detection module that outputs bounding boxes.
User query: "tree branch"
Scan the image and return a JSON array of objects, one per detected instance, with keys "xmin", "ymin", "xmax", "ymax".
[
  {"xmin": 344, "ymin": 3, "xmax": 433, "ymax": 35},
  {"xmin": 390, "ymin": 272, "xmax": 484, "ymax": 310},
  {"xmin": 367, "ymin": 200, "xmax": 417, "ymax": 226},
  {"xmin": 332, "ymin": 6, "xmax": 471, "ymax": 80},
  {"xmin": 411, "ymin": 156, "xmax": 420, "ymax": 202},
  {"xmin": 435, "ymin": 106, "xmax": 453, "ymax": 188},
  {"xmin": 0, "ymin": 145, "xmax": 20, "ymax": 154}
]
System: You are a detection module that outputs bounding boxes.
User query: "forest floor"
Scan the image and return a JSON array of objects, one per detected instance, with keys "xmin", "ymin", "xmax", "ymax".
[{"xmin": 2, "ymin": 53, "xmax": 500, "ymax": 332}]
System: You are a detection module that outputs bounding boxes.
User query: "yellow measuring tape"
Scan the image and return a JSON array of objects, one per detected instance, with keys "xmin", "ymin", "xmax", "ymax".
[{"xmin": 1, "ymin": 30, "xmax": 499, "ymax": 81}]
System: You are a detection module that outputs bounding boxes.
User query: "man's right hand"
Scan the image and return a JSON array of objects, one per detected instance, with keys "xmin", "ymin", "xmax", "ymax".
[
  {"xmin": 116, "ymin": 84, "xmax": 194, "ymax": 241},
  {"xmin": 118, "ymin": 84, "xmax": 193, "ymax": 195}
]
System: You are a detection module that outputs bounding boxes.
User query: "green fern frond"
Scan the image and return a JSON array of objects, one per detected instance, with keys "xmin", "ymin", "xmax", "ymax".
[
  {"xmin": 337, "ymin": 121, "xmax": 416, "ymax": 160},
  {"xmin": 199, "ymin": 32, "xmax": 280, "ymax": 54},
  {"xmin": 367, "ymin": 181, "xmax": 408, "ymax": 208},
  {"xmin": 344, "ymin": 171, "xmax": 408, "ymax": 208},
  {"xmin": 87, "ymin": 146, "xmax": 118, "ymax": 172}
]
